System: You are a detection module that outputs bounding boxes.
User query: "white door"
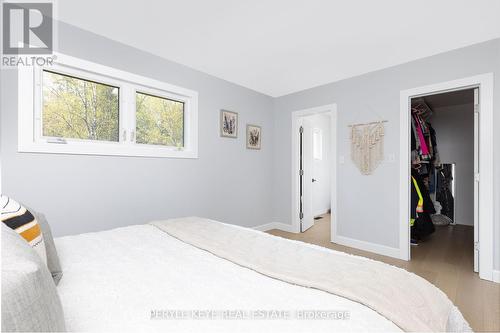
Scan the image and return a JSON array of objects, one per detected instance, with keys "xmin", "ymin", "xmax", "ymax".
[
  {"xmin": 300, "ymin": 118, "xmax": 314, "ymax": 232},
  {"xmin": 473, "ymin": 88, "xmax": 479, "ymax": 273}
]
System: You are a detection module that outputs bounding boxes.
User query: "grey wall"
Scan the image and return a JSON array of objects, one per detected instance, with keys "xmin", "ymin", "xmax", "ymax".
[
  {"xmin": 0, "ymin": 22, "xmax": 274, "ymax": 236},
  {"xmin": 431, "ymin": 103, "xmax": 474, "ymax": 226},
  {"xmin": 272, "ymin": 39, "xmax": 500, "ymax": 270},
  {"xmin": 1, "ymin": 23, "xmax": 498, "ymax": 271}
]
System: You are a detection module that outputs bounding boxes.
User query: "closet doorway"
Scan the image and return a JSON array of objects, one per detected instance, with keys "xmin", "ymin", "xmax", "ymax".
[
  {"xmin": 291, "ymin": 104, "xmax": 337, "ymax": 234},
  {"xmin": 409, "ymin": 89, "xmax": 476, "ymax": 267},
  {"xmin": 400, "ymin": 74, "xmax": 494, "ymax": 281}
]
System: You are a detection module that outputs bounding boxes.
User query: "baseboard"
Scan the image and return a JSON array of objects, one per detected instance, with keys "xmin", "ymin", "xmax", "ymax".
[
  {"xmin": 314, "ymin": 208, "xmax": 331, "ymax": 217},
  {"xmin": 332, "ymin": 234, "xmax": 402, "ymax": 259},
  {"xmin": 253, "ymin": 222, "xmax": 294, "ymax": 233},
  {"xmin": 252, "ymin": 223, "xmax": 276, "ymax": 232},
  {"xmin": 493, "ymin": 270, "xmax": 500, "ymax": 283},
  {"xmin": 453, "ymin": 222, "xmax": 473, "ymax": 227}
]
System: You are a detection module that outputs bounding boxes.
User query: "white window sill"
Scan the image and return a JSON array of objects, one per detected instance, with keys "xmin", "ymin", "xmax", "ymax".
[{"xmin": 18, "ymin": 142, "xmax": 198, "ymax": 159}]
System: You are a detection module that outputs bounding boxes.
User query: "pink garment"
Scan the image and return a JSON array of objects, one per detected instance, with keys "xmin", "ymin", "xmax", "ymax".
[{"xmin": 414, "ymin": 115, "xmax": 429, "ymax": 155}]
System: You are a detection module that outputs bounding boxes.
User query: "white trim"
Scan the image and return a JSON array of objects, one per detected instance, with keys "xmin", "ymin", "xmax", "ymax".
[
  {"xmin": 313, "ymin": 208, "xmax": 331, "ymax": 217},
  {"xmin": 253, "ymin": 222, "xmax": 294, "ymax": 233},
  {"xmin": 18, "ymin": 52, "xmax": 199, "ymax": 158},
  {"xmin": 291, "ymin": 104, "xmax": 337, "ymax": 234},
  {"xmin": 329, "ymin": 108, "xmax": 338, "ymax": 246},
  {"xmin": 256, "ymin": 221, "xmax": 402, "ymax": 259},
  {"xmin": 493, "ymin": 270, "xmax": 500, "ymax": 283},
  {"xmin": 332, "ymin": 235, "xmax": 401, "ymax": 259},
  {"xmin": 253, "ymin": 223, "xmax": 275, "ymax": 232},
  {"xmin": 399, "ymin": 73, "xmax": 495, "ymax": 281}
]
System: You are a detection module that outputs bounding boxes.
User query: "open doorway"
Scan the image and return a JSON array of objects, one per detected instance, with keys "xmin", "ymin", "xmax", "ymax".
[
  {"xmin": 400, "ymin": 74, "xmax": 494, "ymax": 281},
  {"xmin": 298, "ymin": 113, "xmax": 332, "ymax": 231},
  {"xmin": 291, "ymin": 104, "xmax": 337, "ymax": 234},
  {"xmin": 409, "ymin": 89, "xmax": 477, "ymax": 271}
]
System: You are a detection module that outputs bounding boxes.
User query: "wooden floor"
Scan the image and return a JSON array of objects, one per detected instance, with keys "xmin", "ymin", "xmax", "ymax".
[{"xmin": 267, "ymin": 214, "xmax": 500, "ymax": 332}]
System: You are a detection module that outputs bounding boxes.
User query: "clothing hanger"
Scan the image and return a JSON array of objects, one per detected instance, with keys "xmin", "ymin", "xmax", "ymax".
[{"xmin": 411, "ymin": 98, "xmax": 433, "ymax": 119}]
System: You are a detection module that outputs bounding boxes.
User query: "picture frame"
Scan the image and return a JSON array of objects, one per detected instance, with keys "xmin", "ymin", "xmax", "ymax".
[
  {"xmin": 246, "ymin": 124, "xmax": 262, "ymax": 150},
  {"xmin": 220, "ymin": 110, "xmax": 238, "ymax": 138}
]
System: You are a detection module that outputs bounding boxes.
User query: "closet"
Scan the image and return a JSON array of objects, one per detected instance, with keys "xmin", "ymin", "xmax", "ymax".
[
  {"xmin": 410, "ymin": 99, "xmax": 436, "ymax": 243},
  {"xmin": 409, "ymin": 89, "xmax": 475, "ymax": 246}
]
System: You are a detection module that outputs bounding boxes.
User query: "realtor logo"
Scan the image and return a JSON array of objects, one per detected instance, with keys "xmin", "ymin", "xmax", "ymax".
[{"xmin": 2, "ymin": 2, "xmax": 53, "ymax": 54}]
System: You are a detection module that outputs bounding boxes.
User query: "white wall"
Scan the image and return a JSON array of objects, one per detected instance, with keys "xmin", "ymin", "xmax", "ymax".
[
  {"xmin": 309, "ymin": 114, "xmax": 331, "ymax": 216},
  {"xmin": 272, "ymin": 38, "xmax": 500, "ymax": 271},
  {"xmin": 0, "ymin": 21, "xmax": 274, "ymax": 236},
  {"xmin": 431, "ymin": 103, "xmax": 474, "ymax": 226}
]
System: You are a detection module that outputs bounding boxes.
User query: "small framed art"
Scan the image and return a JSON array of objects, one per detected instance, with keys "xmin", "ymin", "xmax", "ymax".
[
  {"xmin": 246, "ymin": 124, "xmax": 261, "ymax": 150},
  {"xmin": 220, "ymin": 110, "xmax": 238, "ymax": 138}
]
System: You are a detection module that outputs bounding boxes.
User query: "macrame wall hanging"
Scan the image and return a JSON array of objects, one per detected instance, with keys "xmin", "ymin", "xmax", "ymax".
[{"xmin": 350, "ymin": 121, "xmax": 387, "ymax": 175}]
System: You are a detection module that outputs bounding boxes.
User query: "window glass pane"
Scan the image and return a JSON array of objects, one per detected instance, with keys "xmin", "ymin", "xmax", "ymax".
[
  {"xmin": 136, "ymin": 92, "xmax": 184, "ymax": 147},
  {"xmin": 42, "ymin": 70, "xmax": 119, "ymax": 141},
  {"xmin": 313, "ymin": 128, "xmax": 322, "ymax": 160}
]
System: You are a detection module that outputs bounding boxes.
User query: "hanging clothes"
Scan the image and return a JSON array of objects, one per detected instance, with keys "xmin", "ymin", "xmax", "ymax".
[
  {"xmin": 414, "ymin": 115, "xmax": 430, "ymax": 157},
  {"xmin": 412, "ymin": 212, "xmax": 435, "ymax": 241},
  {"xmin": 436, "ymin": 165, "xmax": 454, "ymax": 221},
  {"xmin": 410, "ymin": 169, "xmax": 436, "ymax": 240},
  {"xmin": 412, "ymin": 176, "xmax": 424, "ymax": 213},
  {"xmin": 411, "ymin": 169, "xmax": 436, "ymax": 214},
  {"xmin": 410, "ymin": 102, "xmax": 440, "ymax": 166},
  {"xmin": 409, "ymin": 99, "xmax": 441, "ymax": 241}
]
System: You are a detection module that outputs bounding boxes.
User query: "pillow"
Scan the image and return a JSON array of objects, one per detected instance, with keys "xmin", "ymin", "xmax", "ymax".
[
  {"xmin": 31, "ymin": 210, "xmax": 63, "ymax": 285},
  {"xmin": 1, "ymin": 223, "xmax": 66, "ymax": 332},
  {"xmin": 1, "ymin": 196, "xmax": 63, "ymax": 285},
  {"xmin": 1, "ymin": 196, "xmax": 47, "ymax": 263}
]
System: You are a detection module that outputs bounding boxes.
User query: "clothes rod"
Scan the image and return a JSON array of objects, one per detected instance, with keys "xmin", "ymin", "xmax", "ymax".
[{"xmin": 348, "ymin": 120, "xmax": 388, "ymax": 127}]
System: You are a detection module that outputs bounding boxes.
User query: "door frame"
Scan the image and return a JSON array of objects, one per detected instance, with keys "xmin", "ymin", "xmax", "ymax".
[
  {"xmin": 399, "ymin": 73, "xmax": 494, "ymax": 281},
  {"xmin": 291, "ymin": 104, "xmax": 337, "ymax": 233}
]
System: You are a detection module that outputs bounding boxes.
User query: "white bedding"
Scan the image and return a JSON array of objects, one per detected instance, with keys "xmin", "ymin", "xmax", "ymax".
[{"xmin": 55, "ymin": 224, "xmax": 401, "ymax": 332}]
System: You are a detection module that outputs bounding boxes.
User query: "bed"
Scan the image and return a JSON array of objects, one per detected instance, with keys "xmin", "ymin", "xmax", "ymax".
[{"xmin": 53, "ymin": 217, "xmax": 470, "ymax": 332}]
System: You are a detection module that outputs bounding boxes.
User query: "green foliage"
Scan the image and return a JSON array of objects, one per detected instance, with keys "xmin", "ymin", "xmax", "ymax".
[
  {"xmin": 42, "ymin": 71, "xmax": 184, "ymax": 148},
  {"xmin": 42, "ymin": 71, "xmax": 119, "ymax": 141},
  {"xmin": 136, "ymin": 92, "xmax": 184, "ymax": 147}
]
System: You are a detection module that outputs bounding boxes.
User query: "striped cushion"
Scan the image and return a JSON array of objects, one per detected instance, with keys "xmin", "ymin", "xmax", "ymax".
[{"xmin": 1, "ymin": 195, "xmax": 47, "ymax": 264}]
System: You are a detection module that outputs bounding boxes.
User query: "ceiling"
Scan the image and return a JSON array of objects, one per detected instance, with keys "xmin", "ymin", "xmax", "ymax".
[
  {"xmin": 423, "ymin": 89, "xmax": 475, "ymax": 109},
  {"xmin": 57, "ymin": 0, "xmax": 500, "ymax": 97}
]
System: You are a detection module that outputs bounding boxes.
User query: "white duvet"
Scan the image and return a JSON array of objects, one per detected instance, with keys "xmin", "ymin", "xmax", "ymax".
[{"xmin": 55, "ymin": 224, "xmax": 401, "ymax": 332}]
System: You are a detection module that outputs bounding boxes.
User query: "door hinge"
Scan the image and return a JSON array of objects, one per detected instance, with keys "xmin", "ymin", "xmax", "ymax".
[
  {"xmin": 299, "ymin": 212, "xmax": 304, "ymax": 220},
  {"xmin": 299, "ymin": 126, "xmax": 304, "ymax": 134},
  {"xmin": 299, "ymin": 169, "xmax": 304, "ymax": 176},
  {"xmin": 474, "ymin": 242, "xmax": 479, "ymax": 251},
  {"xmin": 474, "ymin": 173, "xmax": 480, "ymax": 182}
]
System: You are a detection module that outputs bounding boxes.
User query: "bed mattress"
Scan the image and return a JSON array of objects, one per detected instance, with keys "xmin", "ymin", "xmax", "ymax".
[{"xmin": 55, "ymin": 224, "xmax": 401, "ymax": 332}]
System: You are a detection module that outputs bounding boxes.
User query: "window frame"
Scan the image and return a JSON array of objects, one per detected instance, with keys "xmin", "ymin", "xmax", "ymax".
[
  {"xmin": 18, "ymin": 53, "xmax": 198, "ymax": 158},
  {"xmin": 134, "ymin": 88, "xmax": 187, "ymax": 147},
  {"xmin": 37, "ymin": 66, "xmax": 124, "ymax": 145}
]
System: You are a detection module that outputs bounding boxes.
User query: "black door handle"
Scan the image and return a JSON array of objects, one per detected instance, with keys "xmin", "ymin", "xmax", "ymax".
[{"xmin": 312, "ymin": 178, "xmax": 317, "ymax": 182}]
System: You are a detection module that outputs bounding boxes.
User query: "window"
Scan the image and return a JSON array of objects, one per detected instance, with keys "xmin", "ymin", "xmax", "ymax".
[
  {"xmin": 136, "ymin": 92, "xmax": 184, "ymax": 147},
  {"xmin": 313, "ymin": 128, "xmax": 323, "ymax": 160},
  {"xmin": 42, "ymin": 70, "xmax": 120, "ymax": 142},
  {"xmin": 18, "ymin": 53, "xmax": 198, "ymax": 158}
]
